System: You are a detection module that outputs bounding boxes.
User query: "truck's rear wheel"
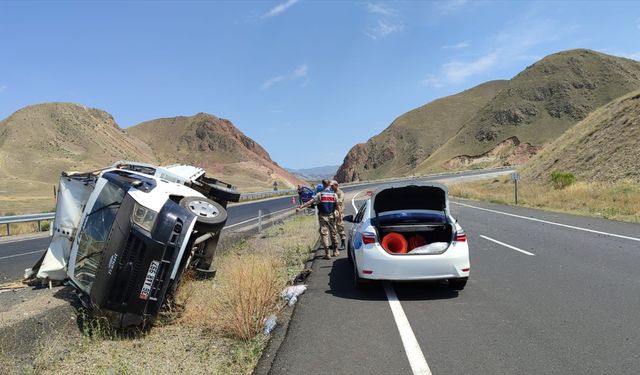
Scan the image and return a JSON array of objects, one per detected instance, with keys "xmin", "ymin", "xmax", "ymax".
[{"xmin": 179, "ymin": 196, "xmax": 227, "ymax": 232}]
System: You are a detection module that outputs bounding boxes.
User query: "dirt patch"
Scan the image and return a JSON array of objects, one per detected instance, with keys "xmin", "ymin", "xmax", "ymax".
[{"xmin": 445, "ymin": 136, "xmax": 541, "ymax": 169}]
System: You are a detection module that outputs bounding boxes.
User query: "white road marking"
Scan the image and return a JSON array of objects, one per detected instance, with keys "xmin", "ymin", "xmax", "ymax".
[
  {"xmin": 454, "ymin": 202, "xmax": 640, "ymax": 243},
  {"xmin": 351, "ymin": 190, "xmax": 364, "ymax": 212},
  {"xmin": 224, "ymin": 206, "xmax": 293, "ymax": 229},
  {"xmin": 0, "ymin": 249, "xmax": 46, "ymax": 260},
  {"xmin": 384, "ymin": 282, "xmax": 433, "ymax": 375},
  {"xmin": 480, "ymin": 235, "xmax": 536, "ymax": 256}
]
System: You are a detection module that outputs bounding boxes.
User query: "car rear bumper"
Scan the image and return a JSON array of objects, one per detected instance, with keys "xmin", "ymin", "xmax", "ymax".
[{"xmin": 355, "ymin": 242, "xmax": 470, "ymax": 281}]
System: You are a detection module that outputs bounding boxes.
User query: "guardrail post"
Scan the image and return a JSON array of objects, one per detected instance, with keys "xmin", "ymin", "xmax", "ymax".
[
  {"xmin": 5, "ymin": 223, "xmax": 9, "ymax": 237},
  {"xmin": 37, "ymin": 220, "xmax": 42, "ymax": 232},
  {"xmin": 257, "ymin": 209, "xmax": 262, "ymax": 233}
]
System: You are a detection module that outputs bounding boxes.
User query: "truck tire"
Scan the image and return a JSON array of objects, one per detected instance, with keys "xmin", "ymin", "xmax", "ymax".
[
  {"xmin": 207, "ymin": 183, "xmax": 241, "ymax": 203},
  {"xmin": 179, "ymin": 196, "xmax": 227, "ymax": 231}
]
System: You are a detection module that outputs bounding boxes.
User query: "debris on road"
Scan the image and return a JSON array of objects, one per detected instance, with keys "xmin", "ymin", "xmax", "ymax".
[
  {"xmin": 0, "ymin": 281, "xmax": 27, "ymax": 294},
  {"xmin": 282, "ymin": 285, "xmax": 307, "ymax": 307},
  {"xmin": 264, "ymin": 314, "xmax": 278, "ymax": 334}
]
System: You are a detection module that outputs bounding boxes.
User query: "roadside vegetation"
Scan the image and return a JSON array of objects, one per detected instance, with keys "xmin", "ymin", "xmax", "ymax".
[
  {"xmin": 2, "ymin": 215, "xmax": 317, "ymax": 374},
  {"xmin": 448, "ymin": 176, "xmax": 640, "ymax": 223}
]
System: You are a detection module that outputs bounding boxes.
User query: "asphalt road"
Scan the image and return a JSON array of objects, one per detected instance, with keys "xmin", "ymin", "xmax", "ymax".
[
  {"xmin": 268, "ymin": 194, "xmax": 640, "ymax": 374},
  {"xmin": 0, "ymin": 168, "xmax": 513, "ymax": 282}
]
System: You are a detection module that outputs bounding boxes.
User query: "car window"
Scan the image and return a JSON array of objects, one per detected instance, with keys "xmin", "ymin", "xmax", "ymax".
[{"xmin": 354, "ymin": 202, "xmax": 367, "ymax": 223}]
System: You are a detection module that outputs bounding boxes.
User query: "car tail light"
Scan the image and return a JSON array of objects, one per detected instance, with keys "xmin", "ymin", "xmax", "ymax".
[
  {"xmin": 362, "ymin": 232, "xmax": 376, "ymax": 245},
  {"xmin": 455, "ymin": 230, "xmax": 466, "ymax": 242}
]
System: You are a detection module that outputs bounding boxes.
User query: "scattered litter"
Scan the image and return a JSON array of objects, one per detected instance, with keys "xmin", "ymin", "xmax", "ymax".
[
  {"xmin": 263, "ymin": 314, "xmax": 277, "ymax": 334},
  {"xmin": 407, "ymin": 242, "xmax": 450, "ymax": 255},
  {"xmin": 0, "ymin": 281, "xmax": 27, "ymax": 294},
  {"xmin": 293, "ymin": 268, "xmax": 312, "ymax": 284},
  {"xmin": 282, "ymin": 285, "xmax": 307, "ymax": 307},
  {"xmin": 23, "ymin": 268, "xmax": 34, "ymax": 280}
]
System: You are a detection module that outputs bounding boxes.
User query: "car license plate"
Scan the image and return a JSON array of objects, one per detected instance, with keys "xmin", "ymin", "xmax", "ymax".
[{"xmin": 139, "ymin": 260, "xmax": 160, "ymax": 301}]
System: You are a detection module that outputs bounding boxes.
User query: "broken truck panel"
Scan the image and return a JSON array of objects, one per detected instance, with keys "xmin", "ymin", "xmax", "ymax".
[
  {"xmin": 35, "ymin": 173, "xmax": 94, "ymax": 280},
  {"xmin": 28, "ymin": 162, "xmax": 239, "ymax": 328}
]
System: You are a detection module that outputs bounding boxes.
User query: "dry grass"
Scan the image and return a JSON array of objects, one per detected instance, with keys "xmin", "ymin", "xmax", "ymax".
[
  {"xmin": 448, "ymin": 177, "xmax": 640, "ymax": 223},
  {"xmin": 180, "ymin": 255, "xmax": 284, "ymax": 340},
  {"xmin": 0, "ymin": 220, "xmax": 51, "ymax": 238},
  {"xmin": 25, "ymin": 214, "xmax": 317, "ymax": 375}
]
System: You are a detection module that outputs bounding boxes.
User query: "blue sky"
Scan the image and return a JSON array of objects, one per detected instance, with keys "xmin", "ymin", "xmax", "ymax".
[{"xmin": 1, "ymin": 1, "xmax": 639, "ymax": 169}]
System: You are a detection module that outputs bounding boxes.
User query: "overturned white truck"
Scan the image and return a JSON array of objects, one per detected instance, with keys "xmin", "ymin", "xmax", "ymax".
[{"xmin": 27, "ymin": 161, "xmax": 240, "ymax": 328}]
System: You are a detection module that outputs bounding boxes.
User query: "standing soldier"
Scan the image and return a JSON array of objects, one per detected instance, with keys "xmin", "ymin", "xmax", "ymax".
[
  {"xmin": 298, "ymin": 179, "xmax": 340, "ymax": 259},
  {"xmin": 330, "ymin": 180, "xmax": 346, "ymax": 250}
]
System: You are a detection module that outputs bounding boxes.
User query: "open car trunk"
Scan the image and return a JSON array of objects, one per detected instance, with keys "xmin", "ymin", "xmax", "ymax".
[{"xmin": 372, "ymin": 184, "xmax": 454, "ymax": 255}]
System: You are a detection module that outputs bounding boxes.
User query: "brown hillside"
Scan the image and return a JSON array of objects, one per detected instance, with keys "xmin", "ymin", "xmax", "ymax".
[
  {"xmin": 0, "ymin": 103, "xmax": 156, "ymax": 213},
  {"xmin": 415, "ymin": 49, "xmax": 640, "ymax": 173},
  {"xmin": 127, "ymin": 113, "xmax": 302, "ymax": 192},
  {"xmin": 335, "ymin": 80, "xmax": 507, "ymax": 182},
  {"xmin": 521, "ymin": 89, "xmax": 640, "ymax": 182}
]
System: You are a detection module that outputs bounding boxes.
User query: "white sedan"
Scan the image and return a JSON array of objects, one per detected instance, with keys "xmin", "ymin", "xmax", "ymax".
[{"xmin": 345, "ymin": 182, "xmax": 470, "ymax": 290}]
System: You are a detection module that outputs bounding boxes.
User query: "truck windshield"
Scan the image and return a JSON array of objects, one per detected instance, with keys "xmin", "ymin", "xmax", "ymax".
[{"xmin": 74, "ymin": 181, "xmax": 126, "ymax": 292}]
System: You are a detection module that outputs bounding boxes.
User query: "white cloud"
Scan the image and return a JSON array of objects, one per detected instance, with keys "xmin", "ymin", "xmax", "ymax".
[
  {"xmin": 366, "ymin": 3, "xmax": 398, "ymax": 16},
  {"xmin": 423, "ymin": 18, "xmax": 577, "ymax": 87},
  {"xmin": 261, "ymin": 75, "xmax": 286, "ymax": 90},
  {"xmin": 0, "ymin": 85, "xmax": 7, "ymax": 93},
  {"xmin": 365, "ymin": 19, "xmax": 404, "ymax": 40},
  {"xmin": 436, "ymin": 0, "xmax": 468, "ymax": 14},
  {"xmin": 293, "ymin": 63, "xmax": 308, "ymax": 78},
  {"xmin": 262, "ymin": 0, "xmax": 299, "ymax": 19},
  {"xmin": 443, "ymin": 41, "xmax": 469, "ymax": 49},
  {"xmin": 261, "ymin": 64, "xmax": 309, "ymax": 90},
  {"xmin": 442, "ymin": 51, "xmax": 499, "ymax": 83}
]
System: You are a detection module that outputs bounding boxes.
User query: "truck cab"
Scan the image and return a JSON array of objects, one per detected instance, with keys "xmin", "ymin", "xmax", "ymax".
[{"xmin": 29, "ymin": 161, "xmax": 240, "ymax": 327}]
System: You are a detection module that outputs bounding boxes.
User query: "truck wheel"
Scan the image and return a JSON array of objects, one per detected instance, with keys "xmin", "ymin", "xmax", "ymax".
[
  {"xmin": 208, "ymin": 184, "xmax": 241, "ymax": 203},
  {"xmin": 179, "ymin": 196, "xmax": 227, "ymax": 231}
]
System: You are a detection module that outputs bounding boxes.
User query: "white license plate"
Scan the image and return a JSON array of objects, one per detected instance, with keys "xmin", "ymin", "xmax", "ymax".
[{"xmin": 139, "ymin": 260, "xmax": 160, "ymax": 300}]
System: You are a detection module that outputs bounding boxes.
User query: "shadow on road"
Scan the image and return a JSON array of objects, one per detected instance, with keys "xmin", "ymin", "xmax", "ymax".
[{"xmin": 326, "ymin": 257, "xmax": 459, "ymax": 302}]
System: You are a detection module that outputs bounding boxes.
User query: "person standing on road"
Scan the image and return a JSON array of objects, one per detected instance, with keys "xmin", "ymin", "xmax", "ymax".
[
  {"xmin": 330, "ymin": 180, "xmax": 346, "ymax": 250},
  {"xmin": 297, "ymin": 179, "xmax": 340, "ymax": 259}
]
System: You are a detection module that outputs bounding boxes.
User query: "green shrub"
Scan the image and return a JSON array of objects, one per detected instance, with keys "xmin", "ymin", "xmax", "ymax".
[
  {"xmin": 41, "ymin": 221, "xmax": 51, "ymax": 232},
  {"xmin": 550, "ymin": 171, "xmax": 576, "ymax": 189}
]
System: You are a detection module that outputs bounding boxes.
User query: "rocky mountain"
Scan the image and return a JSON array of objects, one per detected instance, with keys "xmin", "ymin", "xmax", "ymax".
[
  {"xmin": 335, "ymin": 80, "xmax": 507, "ymax": 182},
  {"xmin": 0, "ymin": 103, "xmax": 156, "ymax": 213},
  {"xmin": 521, "ymin": 89, "xmax": 640, "ymax": 182},
  {"xmin": 336, "ymin": 49, "xmax": 640, "ymax": 182},
  {"xmin": 127, "ymin": 113, "xmax": 302, "ymax": 192},
  {"xmin": 414, "ymin": 49, "xmax": 640, "ymax": 174},
  {"xmin": 286, "ymin": 165, "xmax": 340, "ymax": 181}
]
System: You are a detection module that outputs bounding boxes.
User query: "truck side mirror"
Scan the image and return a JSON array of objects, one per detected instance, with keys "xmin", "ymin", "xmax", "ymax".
[{"xmin": 343, "ymin": 215, "xmax": 354, "ymax": 223}]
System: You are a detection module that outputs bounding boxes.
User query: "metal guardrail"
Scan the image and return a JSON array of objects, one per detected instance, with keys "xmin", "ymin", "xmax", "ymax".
[
  {"xmin": 0, "ymin": 167, "xmax": 515, "ymax": 237},
  {"xmin": 0, "ymin": 213, "xmax": 55, "ymax": 236},
  {"xmin": 0, "ymin": 189, "xmax": 299, "ymax": 236}
]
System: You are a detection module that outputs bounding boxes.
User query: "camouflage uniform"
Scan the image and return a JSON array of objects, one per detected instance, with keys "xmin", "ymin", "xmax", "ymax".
[
  {"xmin": 334, "ymin": 188, "xmax": 346, "ymax": 243},
  {"xmin": 313, "ymin": 189, "xmax": 340, "ymax": 253}
]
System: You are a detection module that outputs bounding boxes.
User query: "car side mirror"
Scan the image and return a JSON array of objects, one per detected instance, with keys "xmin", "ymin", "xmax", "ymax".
[{"xmin": 343, "ymin": 215, "xmax": 354, "ymax": 223}]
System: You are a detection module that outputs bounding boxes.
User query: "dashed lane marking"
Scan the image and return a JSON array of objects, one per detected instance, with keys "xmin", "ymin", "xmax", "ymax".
[
  {"xmin": 454, "ymin": 202, "xmax": 640, "ymax": 243},
  {"xmin": 480, "ymin": 235, "xmax": 536, "ymax": 256},
  {"xmin": 0, "ymin": 249, "xmax": 46, "ymax": 260}
]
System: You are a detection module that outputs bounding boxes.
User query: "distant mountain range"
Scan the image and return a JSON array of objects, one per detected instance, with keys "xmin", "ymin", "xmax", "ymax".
[
  {"xmin": 286, "ymin": 165, "xmax": 340, "ymax": 181},
  {"xmin": 336, "ymin": 49, "xmax": 640, "ymax": 183}
]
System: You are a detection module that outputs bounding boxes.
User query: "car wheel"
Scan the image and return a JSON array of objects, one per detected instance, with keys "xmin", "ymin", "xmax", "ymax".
[
  {"xmin": 353, "ymin": 259, "xmax": 367, "ymax": 290},
  {"xmin": 179, "ymin": 196, "xmax": 227, "ymax": 232},
  {"xmin": 448, "ymin": 277, "xmax": 467, "ymax": 291}
]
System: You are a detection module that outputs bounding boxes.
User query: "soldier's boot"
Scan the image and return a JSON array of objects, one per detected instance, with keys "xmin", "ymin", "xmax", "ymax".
[
  {"xmin": 332, "ymin": 245, "xmax": 340, "ymax": 258},
  {"xmin": 340, "ymin": 237, "xmax": 346, "ymax": 250},
  {"xmin": 323, "ymin": 248, "xmax": 331, "ymax": 260}
]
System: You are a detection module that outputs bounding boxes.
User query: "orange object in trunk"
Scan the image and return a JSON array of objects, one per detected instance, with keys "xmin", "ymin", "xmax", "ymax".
[
  {"xmin": 408, "ymin": 234, "xmax": 427, "ymax": 250},
  {"xmin": 381, "ymin": 232, "xmax": 408, "ymax": 254}
]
